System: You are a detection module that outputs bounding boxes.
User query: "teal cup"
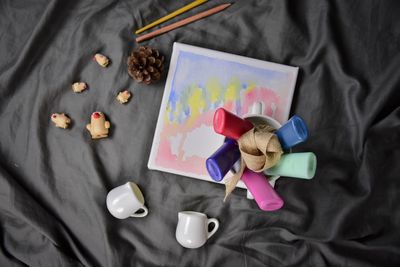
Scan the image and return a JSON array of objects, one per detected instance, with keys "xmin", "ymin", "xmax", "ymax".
[{"xmin": 265, "ymin": 152, "xmax": 317, "ymax": 179}]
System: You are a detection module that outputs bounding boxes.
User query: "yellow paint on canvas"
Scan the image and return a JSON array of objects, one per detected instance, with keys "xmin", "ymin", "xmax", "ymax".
[
  {"xmin": 206, "ymin": 78, "xmax": 222, "ymax": 103},
  {"xmin": 224, "ymin": 77, "xmax": 241, "ymax": 101},
  {"xmin": 164, "ymin": 104, "xmax": 171, "ymax": 122},
  {"xmin": 187, "ymin": 86, "xmax": 206, "ymax": 125},
  {"xmin": 174, "ymin": 102, "xmax": 182, "ymax": 119}
]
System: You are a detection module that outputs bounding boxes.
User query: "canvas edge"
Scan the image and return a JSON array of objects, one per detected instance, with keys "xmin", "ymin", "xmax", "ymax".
[
  {"xmin": 280, "ymin": 66, "xmax": 300, "ymax": 123},
  {"xmin": 174, "ymin": 43, "xmax": 299, "ymax": 76},
  {"xmin": 147, "ymin": 42, "xmax": 181, "ymax": 172}
]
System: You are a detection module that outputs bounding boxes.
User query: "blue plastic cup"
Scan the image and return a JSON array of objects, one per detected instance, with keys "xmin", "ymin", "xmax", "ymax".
[
  {"xmin": 206, "ymin": 139, "xmax": 241, "ymax": 182},
  {"xmin": 275, "ymin": 115, "xmax": 309, "ymax": 150}
]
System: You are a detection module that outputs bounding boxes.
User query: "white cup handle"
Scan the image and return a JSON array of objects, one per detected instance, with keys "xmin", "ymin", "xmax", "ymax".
[
  {"xmin": 206, "ymin": 218, "xmax": 219, "ymax": 239},
  {"xmin": 250, "ymin": 102, "xmax": 263, "ymax": 115},
  {"xmin": 130, "ymin": 206, "xmax": 148, "ymax": 218}
]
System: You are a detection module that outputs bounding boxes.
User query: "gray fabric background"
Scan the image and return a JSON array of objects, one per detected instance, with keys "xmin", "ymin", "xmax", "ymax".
[{"xmin": 1, "ymin": 0, "xmax": 400, "ymax": 266}]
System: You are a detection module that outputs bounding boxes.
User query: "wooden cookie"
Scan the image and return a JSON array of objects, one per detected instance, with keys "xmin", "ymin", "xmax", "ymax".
[
  {"xmin": 86, "ymin": 111, "xmax": 110, "ymax": 139},
  {"xmin": 72, "ymin": 82, "xmax": 88, "ymax": 93},
  {"xmin": 51, "ymin": 113, "xmax": 71, "ymax": 129},
  {"xmin": 116, "ymin": 90, "xmax": 131, "ymax": 104},
  {"xmin": 93, "ymin": 53, "xmax": 110, "ymax": 67}
]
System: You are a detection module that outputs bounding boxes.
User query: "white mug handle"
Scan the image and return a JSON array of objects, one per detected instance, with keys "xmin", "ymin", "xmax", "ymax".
[
  {"xmin": 130, "ymin": 206, "xmax": 148, "ymax": 218},
  {"xmin": 206, "ymin": 218, "xmax": 219, "ymax": 239},
  {"xmin": 250, "ymin": 102, "xmax": 263, "ymax": 115}
]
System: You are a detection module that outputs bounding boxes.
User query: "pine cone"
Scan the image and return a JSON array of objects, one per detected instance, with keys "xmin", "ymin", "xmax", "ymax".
[{"xmin": 127, "ymin": 46, "xmax": 164, "ymax": 85}]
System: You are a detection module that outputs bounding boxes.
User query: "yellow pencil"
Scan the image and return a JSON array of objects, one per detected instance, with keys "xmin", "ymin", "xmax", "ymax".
[
  {"xmin": 135, "ymin": 0, "xmax": 208, "ymax": 34},
  {"xmin": 136, "ymin": 3, "xmax": 231, "ymax": 43}
]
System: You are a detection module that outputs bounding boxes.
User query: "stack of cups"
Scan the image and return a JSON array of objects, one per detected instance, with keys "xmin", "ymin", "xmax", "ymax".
[{"xmin": 206, "ymin": 105, "xmax": 317, "ymax": 211}]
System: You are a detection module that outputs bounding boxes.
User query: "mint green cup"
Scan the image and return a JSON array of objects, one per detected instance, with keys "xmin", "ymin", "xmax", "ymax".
[{"xmin": 265, "ymin": 152, "xmax": 317, "ymax": 179}]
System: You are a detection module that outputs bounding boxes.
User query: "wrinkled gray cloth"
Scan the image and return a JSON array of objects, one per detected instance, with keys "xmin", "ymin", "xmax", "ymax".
[{"xmin": 1, "ymin": 0, "xmax": 400, "ymax": 266}]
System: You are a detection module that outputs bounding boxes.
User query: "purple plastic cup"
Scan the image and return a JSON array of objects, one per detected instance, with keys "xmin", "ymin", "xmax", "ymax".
[{"xmin": 206, "ymin": 139, "xmax": 241, "ymax": 182}]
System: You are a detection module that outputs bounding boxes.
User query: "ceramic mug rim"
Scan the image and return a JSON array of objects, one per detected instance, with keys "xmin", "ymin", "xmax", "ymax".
[
  {"xmin": 124, "ymin": 181, "xmax": 145, "ymax": 205},
  {"xmin": 179, "ymin": 211, "xmax": 207, "ymax": 218},
  {"xmin": 242, "ymin": 113, "xmax": 282, "ymax": 130},
  {"xmin": 178, "ymin": 210, "xmax": 207, "ymax": 217}
]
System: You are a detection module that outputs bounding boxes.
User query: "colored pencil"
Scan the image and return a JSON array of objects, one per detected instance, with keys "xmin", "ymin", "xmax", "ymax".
[
  {"xmin": 136, "ymin": 3, "xmax": 232, "ymax": 43},
  {"xmin": 135, "ymin": 0, "xmax": 208, "ymax": 34}
]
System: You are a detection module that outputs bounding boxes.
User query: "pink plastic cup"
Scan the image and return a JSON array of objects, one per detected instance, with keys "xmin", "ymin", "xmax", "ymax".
[{"xmin": 241, "ymin": 169, "xmax": 284, "ymax": 211}]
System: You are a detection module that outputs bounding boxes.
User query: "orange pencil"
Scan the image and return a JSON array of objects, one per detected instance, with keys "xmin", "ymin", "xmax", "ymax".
[{"xmin": 136, "ymin": 3, "xmax": 232, "ymax": 43}]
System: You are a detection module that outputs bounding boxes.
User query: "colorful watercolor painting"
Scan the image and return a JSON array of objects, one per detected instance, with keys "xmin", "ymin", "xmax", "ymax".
[{"xmin": 148, "ymin": 43, "xmax": 298, "ymax": 187}]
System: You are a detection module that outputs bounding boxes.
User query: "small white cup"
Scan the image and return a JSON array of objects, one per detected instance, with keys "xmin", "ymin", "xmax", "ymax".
[
  {"xmin": 106, "ymin": 182, "xmax": 149, "ymax": 219},
  {"xmin": 175, "ymin": 211, "xmax": 219, "ymax": 249}
]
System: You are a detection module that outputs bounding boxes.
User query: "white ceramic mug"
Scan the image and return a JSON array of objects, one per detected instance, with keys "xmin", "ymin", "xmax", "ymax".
[
  {"xmin": 175, "ymin": 211, "xmax": 219, "ymax": 249},
  {"xmin": 106, "ymin": 182, "xmax": 149, "ymax": 219}
]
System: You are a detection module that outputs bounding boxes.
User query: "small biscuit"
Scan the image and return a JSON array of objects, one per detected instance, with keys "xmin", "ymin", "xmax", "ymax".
[
  {"xmin": 116, "ymin": 90, "xmax": 131, "ymax": 104},
  {"xmin": 51, "ymin": 113, "xmax": 71, "ymax": 129},
  {"xmin": 93, "ymin": 53, "xmax": 110, "ymax": 67},
  {"xmin": 86, "ymin": 111, "xmax": 110, "ymax": 139},
  {"xmin": 72, "ymin": 82, "xmax": 88, "ymax": 93}
]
